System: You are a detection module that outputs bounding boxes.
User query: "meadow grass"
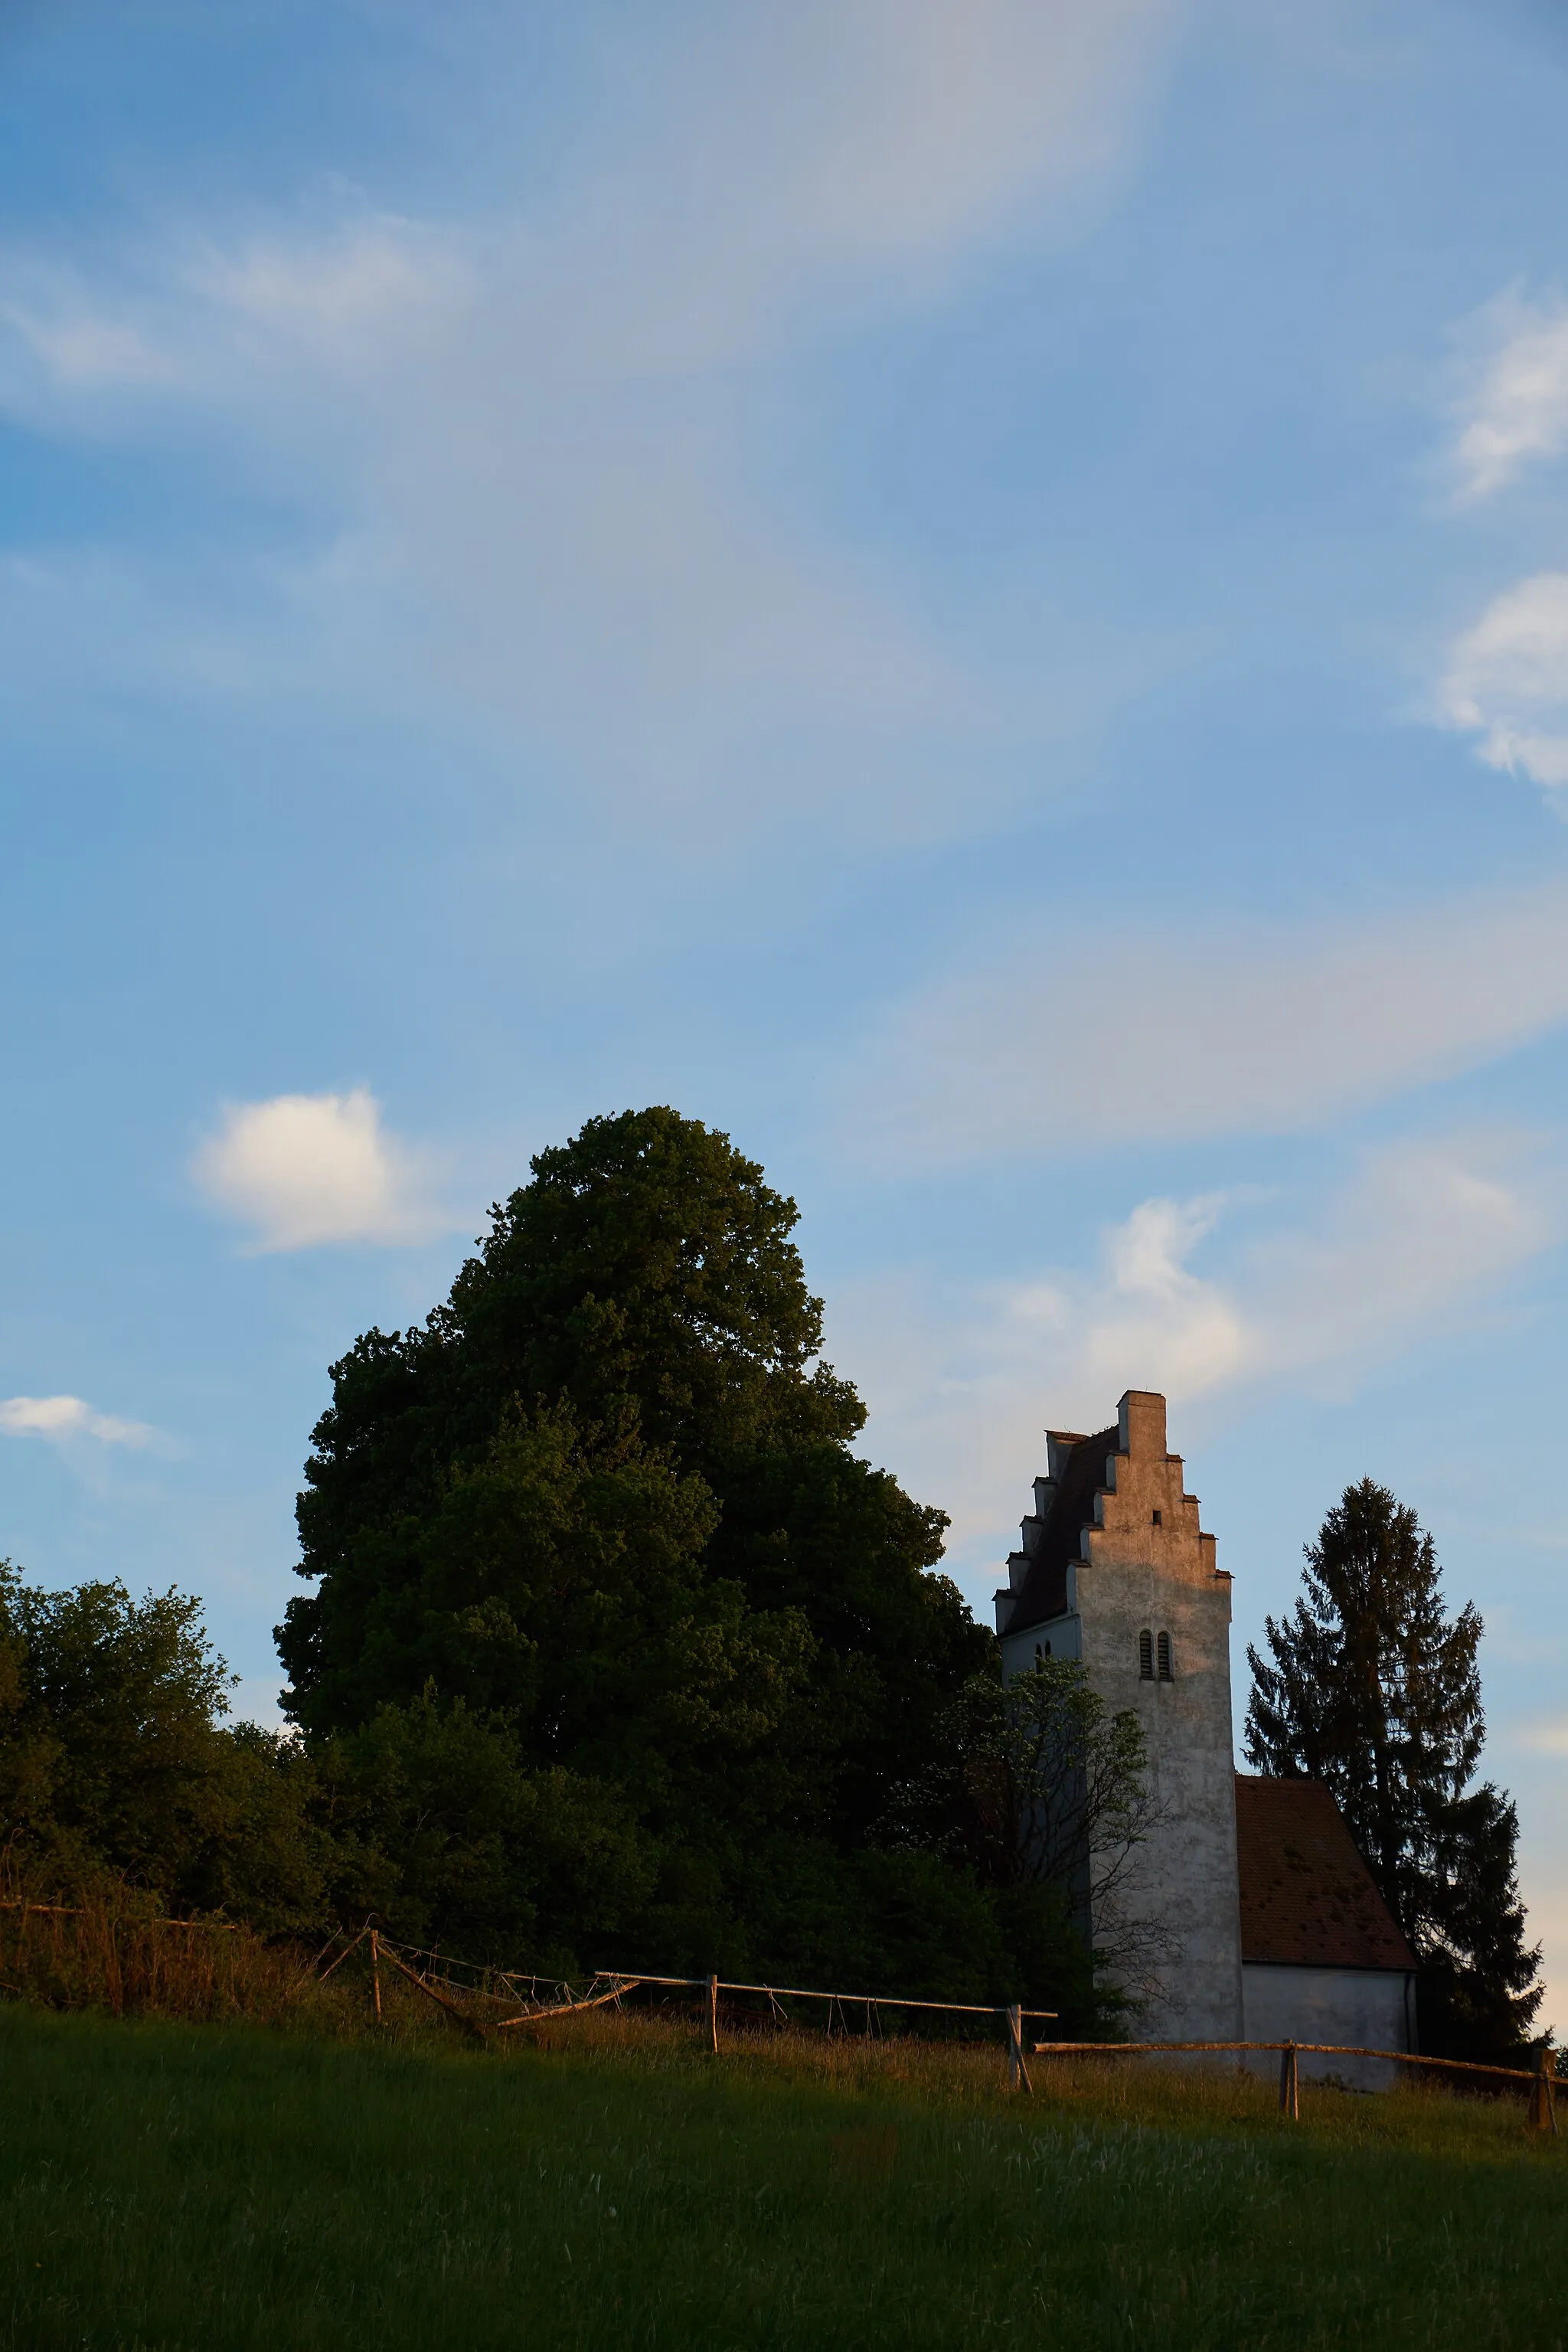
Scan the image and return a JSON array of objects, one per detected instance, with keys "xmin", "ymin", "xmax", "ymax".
[{"xmin": 0, "ymin": 2001, "xmax": 1562, "ymax": 2351}]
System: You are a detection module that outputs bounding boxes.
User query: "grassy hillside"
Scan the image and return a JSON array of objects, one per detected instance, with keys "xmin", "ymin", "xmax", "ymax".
[{"xmin": 0, "ymin": 2006, "xmax": 1560, "ymax": 2350}]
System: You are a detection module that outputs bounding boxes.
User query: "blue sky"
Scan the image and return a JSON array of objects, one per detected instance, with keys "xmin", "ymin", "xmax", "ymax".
[{"xmin": 5, "ymin": 0, "xmax": 1568, "ymax": 2016}]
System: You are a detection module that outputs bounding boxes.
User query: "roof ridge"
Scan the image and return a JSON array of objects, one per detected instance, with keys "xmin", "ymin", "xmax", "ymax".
[{"xmin": 1003, "ymin": 1423, "xmax": 1119, "ymax": 1636}]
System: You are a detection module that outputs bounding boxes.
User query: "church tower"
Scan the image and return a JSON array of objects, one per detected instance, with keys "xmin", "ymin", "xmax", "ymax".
[{"xmin": 994, "ymin": 1390, "xmax": 1243, "ymax": 2041}]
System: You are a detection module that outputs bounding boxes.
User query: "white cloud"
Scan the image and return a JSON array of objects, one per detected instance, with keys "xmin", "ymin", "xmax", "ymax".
[
  {"xmin": 193, "ymin": 1088, "xmax": 447, "ymax": 1252},
  {"xmin": 1521, "ymin": 1718, "xmax": 1568, "ymax": 1759},
  {"xmin": 1449, "ymin": 292, "xmax": 1568, "ymax": 501},
  {"xmin": 0, "ymin": 214, "xmax": 467, "ymax": 425},
  {"xmin": 578, "ymin": 0, "xmax": 1170, "ymax": 352},
  {"xmin": 830, "ymin": 1133, "xmax": 1556, "ymax": 1567},
  {"xmin": 1240, "ymin": 1134, "xmax": 1549, "ymax": 1374},
  {"xmin": 187, "ymin": 219, "xmax": 470, "ymax": 364},
  {"xmin": 0, "ymin": 1, "xmax": 1174, "ymax": 831},
  {"xmin": 844, "ymin": 880, "xmax": 1568, "ymax": 1168},
  {"xmin": 1076, "ymin": 1192, "xmax": 1250, "ymax": 1400},
  {"xmin": 1, "ymin": 303, "xmax": 171, "ymax": 390},
  {"xmin": 0, "ymin": 1394, "xmax": 154, "ymax": 1446},
  {"xmin": 1441, "ymin": 573, "xmax": 1568, "ymax": 794}
]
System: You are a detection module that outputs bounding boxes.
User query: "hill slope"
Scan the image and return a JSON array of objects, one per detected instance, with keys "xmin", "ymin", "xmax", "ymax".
[{"xmin": 0, "ymin": 2009, "xmax": 1560, "ymax": 2350}]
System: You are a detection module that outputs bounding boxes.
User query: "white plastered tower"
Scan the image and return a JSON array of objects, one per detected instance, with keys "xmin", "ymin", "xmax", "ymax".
[{"xmin": 994, "ymin": 1390, "xmax": 1243, "ymax": 2041}]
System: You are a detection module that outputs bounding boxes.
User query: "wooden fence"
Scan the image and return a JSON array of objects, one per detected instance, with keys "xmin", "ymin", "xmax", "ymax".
[
  {"xmin": 4, "ymin": 1903, "xmax": 1553, "ymax": 2132},
  {"xmin": 310, "ymin": 1926, "xmax": 1559, "ymax": 2128},
  {"xmin": 1029, "ymin": 2034, "xmax": 1559, "ymax": 2131},
  {"xmin": 318, "ymin": 1924, "xmax": 1055, "ymax": 2086}
]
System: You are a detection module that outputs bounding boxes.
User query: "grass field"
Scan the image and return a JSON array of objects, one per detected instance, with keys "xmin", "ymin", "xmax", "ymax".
[{"xmin": 0, "ymin": 2004, "xmax": 1562, "ymax": 2350}]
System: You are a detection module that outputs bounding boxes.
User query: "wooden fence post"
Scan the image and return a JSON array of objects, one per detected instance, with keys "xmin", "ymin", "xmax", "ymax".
[
  {"xmin": 1005, "ymin": 2005, "xmax": 1032, "ymax": 2094},
  {"xmin": 371, "ymin": 1929, "xmax": 382, "ymax": 2025},
  {"xmin": 1527, "ymin": 2046, "xmax": 1557, "ymax": 2135},
  {"xmin": 1278, "ymin": 2042, "xmax": 1299, "ymax": 2121},
  {"xmin": 707, "ymin": 1973, "xmax": 719, "ymax": 2056}
]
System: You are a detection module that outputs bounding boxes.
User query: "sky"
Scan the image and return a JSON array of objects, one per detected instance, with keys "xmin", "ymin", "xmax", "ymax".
[{"xmin": 3, "ymin": 0, "xmax": 1568, "ymax": 2020}]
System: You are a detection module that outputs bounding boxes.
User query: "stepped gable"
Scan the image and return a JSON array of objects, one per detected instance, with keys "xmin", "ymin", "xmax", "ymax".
[
  {"xmin": 1235, "ymin": 1775, "xmax": 1415, "ymax": 1971},
  {"xmin": 1004, "ymin": 1424, "xmax": 1119, "ymax": 1634}
]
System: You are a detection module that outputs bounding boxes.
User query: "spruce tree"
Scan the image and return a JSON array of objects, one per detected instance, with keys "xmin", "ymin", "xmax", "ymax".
[{"xmin": 1244, "ymin": 1479, "xmax": 1540, "ymax": 2058}]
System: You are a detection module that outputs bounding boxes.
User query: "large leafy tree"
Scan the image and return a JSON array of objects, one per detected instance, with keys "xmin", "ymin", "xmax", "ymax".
[
  {"xmin": 271, "ymin": 1115, "xmax": 1011, "ymax": 1984},
  {"xmin": 284, "ymin": 1106, "xmax": 861, "ymax": 1595},
  {"xmin": 1244, "ymin": 1480, "xmax": 1540, "ymax": 2058},
  {"xmin": 279, "ymin": 1109, "xmax": 989, "ymax": 1829},
  {"xmin": 0, "ymin": 1564, "xmax": 328, "ymax": 1932},
  {"xmin": 293, "ymin": 1400, "xmax": 815, "ymax": 1838},
  {"xmin": 0, "ymin": 1559, "xmax": 660, "ymax": 1965},
  {"xmin": 0, "ymin": 1565, "xmax": 230, "ymax": 1891},
  {"xmin": 313, "ymin": 1694, "xmax": 658, "ymax": 1971}
]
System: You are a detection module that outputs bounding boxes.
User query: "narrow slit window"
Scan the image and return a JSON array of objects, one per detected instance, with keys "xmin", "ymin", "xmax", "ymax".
[
  {"xmin": 1156, "ymin": 1631, "xmax": 1173, "ymax": 1681},
  {"xmin": 1138, "ymin": 1629, "xmax": 1154, "ymax": 1680},
  {"xmin": 1151, "ymin": 1508, "xmax": 1162, "ymax": 1527}
]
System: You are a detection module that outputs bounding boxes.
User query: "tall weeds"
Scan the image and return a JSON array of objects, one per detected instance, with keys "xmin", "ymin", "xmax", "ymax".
[{"xmin": 0, "ymin": 1884, "xmax": 326, "ymax": 2029}]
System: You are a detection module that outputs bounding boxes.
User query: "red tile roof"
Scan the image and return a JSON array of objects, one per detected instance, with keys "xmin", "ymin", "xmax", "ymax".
[{"xmin": 1235, "ymin": 1775, "xmax": 1416, "ymax": 1972}]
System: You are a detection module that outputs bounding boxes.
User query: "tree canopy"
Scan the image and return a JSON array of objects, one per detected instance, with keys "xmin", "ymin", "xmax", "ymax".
[
  {"xmin": 270, "ymin": 1109, "xmax": 1066, "ymax": 2000},
  {"xmin": 0, "ymin": 1112, "xmax": 1132, "ymax": 2025},
  {"xmin": 45, "ymin": 1113, "xmax": 1547, "ymax": 2058},
  {"xmin": 0, "ymin": 1563, "xmax": 327, "ymax": 1932},
  {"xmin": 279, "ymin": 1111, "xmax": 988, "ymax": 1816},
  {"xmin": 1244, "ymin": 1478, "xmax": 1540, "ymax": 2060},
  {"xmin": 286, "ymin": 1108, "xmax": 861, "ymax": 1606}
]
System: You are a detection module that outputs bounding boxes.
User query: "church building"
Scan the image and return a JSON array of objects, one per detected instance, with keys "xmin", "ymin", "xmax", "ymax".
[{"xmin": 993, "ymin": 1390, "xmax": 1417, "ymax": 2082}]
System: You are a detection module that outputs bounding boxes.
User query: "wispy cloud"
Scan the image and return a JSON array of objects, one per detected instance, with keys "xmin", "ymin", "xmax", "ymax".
[
  {"xmin": 193, "ymin": 1088, "xmax": 448, "ymax": 1252},
  {"xmin": 0, "ymin": 1, "xmax": 1174, "ymax": 832},
  {"xmin": 1441, "ymin": 573, "xmax": 1568, "ymax": 795},
  {"xmin": 843, "ymin": 880, "xmax": 1568, "ymax": 1168},
  {"xmin": 186, "ymin": 217, "xmax": 470, "ymax": 363},
  {"xmin": 1520, "ymin": 1717, "xmax": 1568, "ymax": 1759},
  {"xmin": 0, "ymin": 297, "xmax": 172, "ymax": 390},
  {"xmin": 0, "ymin": 1395, "xmax": 155, "ymax": 1446},
  {"xmin": 1438, "ymin": 294, "xmax": 1568, "ymax": 794},
  {"xmin": 1449, "ymin": 291, "xmax": 1568, "ymax": 501},
  {"xmin": 831, "ymin": 1133, "xmax": 1556, "ymax": 1564}
]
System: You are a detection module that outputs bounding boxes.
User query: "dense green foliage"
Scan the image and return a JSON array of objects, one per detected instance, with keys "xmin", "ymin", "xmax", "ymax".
[
  {"xmin": 2, "ymin": 2007, "xmax": 1561, "ymax": 2352},
  {"xmin": 5, "ymin": 1115, "xmax": 1537, "ymax": 2057},
  {"xmin": 0, "ymin": 1566, "xmax": 326, "ymax": 1932},
  {"xmin": 279, "ymin": 1111, "xmax": 985, "ymax": 1822},
  {"xmin": 267, "ymin": 1108, "xmax": 1079, "ymax": 2009},
  {"xmin": 0, "ymin": 1114, "xmax": 1116, "ymax": 2024},
  {"xmin": 1244, "ymin": 1479, "xmax": 1541, "ymax": 2060}
]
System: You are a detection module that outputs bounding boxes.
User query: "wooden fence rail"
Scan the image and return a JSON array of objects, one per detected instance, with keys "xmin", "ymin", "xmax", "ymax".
[
  {"xmin": 3, "ymin": 1903, "xmax": 1553, "ymax": 2129},
  {"xmin": 341, "ymin": 1933, "xmax": 1557, "ymax": 2125},
  {"xmin": 1030, "ymin": 2036, "xmax": 1559, "ymax": 2131},
  {"xmin": 0, "ymin": 1899, "xmax": 241, "ymax": 1931},
  {"xmin": 352, "ymin": 1936, "xmax": 1056, "ymax": 2079}
]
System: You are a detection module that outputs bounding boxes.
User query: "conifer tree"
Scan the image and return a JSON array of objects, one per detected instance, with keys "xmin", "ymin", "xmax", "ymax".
[{"xmin": 1244, "ymin": 1479, "xmax": 1540, "ymax": 2058}]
